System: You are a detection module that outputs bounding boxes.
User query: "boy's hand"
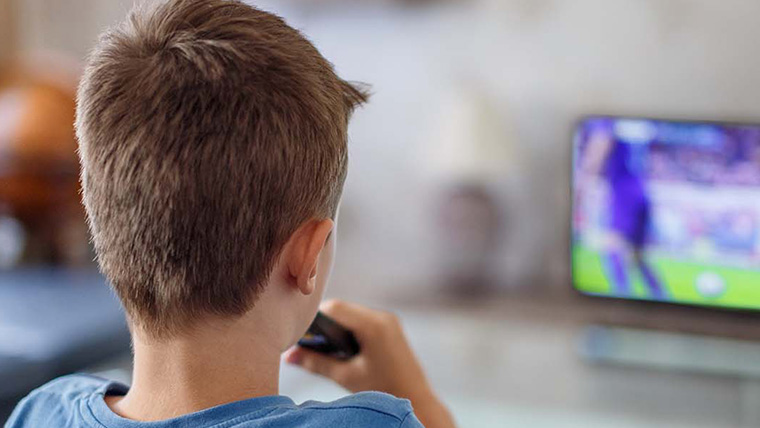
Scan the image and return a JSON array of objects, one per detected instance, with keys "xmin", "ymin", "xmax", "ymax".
[{"xmin": 284, "ymin": 299, "xmax": 456, "ymax": 428}]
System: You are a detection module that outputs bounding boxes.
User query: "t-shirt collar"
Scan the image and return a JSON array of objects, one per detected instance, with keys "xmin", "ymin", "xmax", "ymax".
[{"xmin": 84, "ymin": 380, "xmax": 295, "ymax": 428}]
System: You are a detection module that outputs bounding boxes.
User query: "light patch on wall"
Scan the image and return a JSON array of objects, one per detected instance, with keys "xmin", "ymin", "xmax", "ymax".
[
  {"xmin": 497, "ymin": 0, "xmax": 556, "ymax": 27},
  {"xmin": 644, "ymin": 0, "xmax": 696, "ymax": 41}
]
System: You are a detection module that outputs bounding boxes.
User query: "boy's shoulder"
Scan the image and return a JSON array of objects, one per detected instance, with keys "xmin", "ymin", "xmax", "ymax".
[
  {"xmin": 6, "ymin": 374, "xmax": 423, "ymax": 428},
  {"xmin": 31, "ymin": 372, "xmax": 111, "ymax": 396},
  {"xmin": 297, "ymin": 391, "xmax": 418, "ymax": 424},
  {"xmin": 6, "ymin": 373, "xmax": 113, "ymax": 427}
]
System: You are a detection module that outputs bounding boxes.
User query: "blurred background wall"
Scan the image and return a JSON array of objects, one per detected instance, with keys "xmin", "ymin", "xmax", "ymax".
[
  {"xmin": 5, "ymin": 0, "xmax": 760, "ymax": 297},
  {"xmin": 0, "ymin": 0, "xmax": 16, "ymax": 62}
]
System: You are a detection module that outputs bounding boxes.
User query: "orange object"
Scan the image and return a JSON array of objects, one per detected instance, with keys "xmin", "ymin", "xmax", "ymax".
[{"xmin": 0, "ymin": 60, "xmax": 89, "ymax": 265}]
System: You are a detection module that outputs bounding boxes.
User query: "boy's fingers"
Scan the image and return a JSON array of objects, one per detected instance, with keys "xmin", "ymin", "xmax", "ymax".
[
  {"xmin": 284, "ymin": 347, "xmax": 350, "ymax": 384},
  {"xmin": 283, "ymin": 347, "xmax": 304, "ymax": 365}
]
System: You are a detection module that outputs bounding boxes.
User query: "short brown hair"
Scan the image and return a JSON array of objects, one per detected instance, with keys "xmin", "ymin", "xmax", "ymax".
[{"xmin": 76, "ymin": 0, "xmax": 368, "ymax": 337}]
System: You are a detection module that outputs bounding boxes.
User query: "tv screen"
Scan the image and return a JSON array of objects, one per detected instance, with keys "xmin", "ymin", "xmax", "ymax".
[{"xmin": 572, "ymin": 116, "xmax": 760, "ymax": 310}]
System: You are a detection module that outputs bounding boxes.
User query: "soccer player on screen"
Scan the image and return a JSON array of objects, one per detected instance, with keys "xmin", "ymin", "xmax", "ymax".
[{"xmin": 582, "ymin": 120, "xmax": 666, "ymax": 300}]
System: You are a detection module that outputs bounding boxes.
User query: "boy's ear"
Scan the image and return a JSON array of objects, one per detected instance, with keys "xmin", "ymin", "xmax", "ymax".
[{"xmin": 285, "ymin": 218, "xmax": 334, "ymax": 295}]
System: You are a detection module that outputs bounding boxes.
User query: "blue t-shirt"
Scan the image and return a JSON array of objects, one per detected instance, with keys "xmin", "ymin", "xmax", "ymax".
[{"xmin": 6, "ymin": 374, "xmax": 423, "ymax": 428}]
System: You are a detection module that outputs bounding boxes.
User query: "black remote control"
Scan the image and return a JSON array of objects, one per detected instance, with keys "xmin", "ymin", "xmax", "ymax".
[{"xmin": 298, "ymin": 311, "xmax": 361, "ymax": 360}]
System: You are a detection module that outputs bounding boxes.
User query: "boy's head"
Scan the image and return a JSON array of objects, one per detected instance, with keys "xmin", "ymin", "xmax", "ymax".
[{"xmin": 75, "ymin": 0, "xmax": 368, "ymax": 339}]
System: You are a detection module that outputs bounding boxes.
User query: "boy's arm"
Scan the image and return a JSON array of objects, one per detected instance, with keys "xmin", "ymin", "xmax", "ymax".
[{"xmin": 284, "ymin": 300, "xmax": 457, "ymax": 428}]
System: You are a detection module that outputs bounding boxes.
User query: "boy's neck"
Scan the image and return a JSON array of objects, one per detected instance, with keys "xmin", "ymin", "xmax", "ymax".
[{"xmin": 107, "ymin": 314, "xmax": 285, "ymax": 421}]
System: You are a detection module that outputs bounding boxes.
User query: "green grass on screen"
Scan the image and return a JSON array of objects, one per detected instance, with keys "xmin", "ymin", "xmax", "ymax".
[{"xmin": 572, "ymin": 245, "xmax": 760, "ymax": 310}]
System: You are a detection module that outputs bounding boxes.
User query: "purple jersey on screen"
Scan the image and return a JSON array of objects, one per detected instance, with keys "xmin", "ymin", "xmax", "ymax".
[
  {"xmin": 604, "ymin": 140, "xmax": 651, "ymax": 248},
  {"xmin": 589, "ymin": 119, "xmax": 652, "ymax": 247}
]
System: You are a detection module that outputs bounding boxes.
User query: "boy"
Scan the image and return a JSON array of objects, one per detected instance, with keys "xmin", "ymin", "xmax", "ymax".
[{"xmin": 6, "ymin": 1, "xmax": 456, "ymax": 427}]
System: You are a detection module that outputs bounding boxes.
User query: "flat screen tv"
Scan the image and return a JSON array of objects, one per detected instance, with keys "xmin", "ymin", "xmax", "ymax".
[{"xmin": 572, "ymin": 116, "xmax": 760, "ymax": 311}]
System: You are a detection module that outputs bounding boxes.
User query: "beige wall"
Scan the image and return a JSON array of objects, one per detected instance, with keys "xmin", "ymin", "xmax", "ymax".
[
  {"xmin": 14, "ymin": 0, "xmax": 131, "ymax": 59},
  {"xmin": 0, "ymin": 0, "xmax": 17, "ymax": 61}
]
